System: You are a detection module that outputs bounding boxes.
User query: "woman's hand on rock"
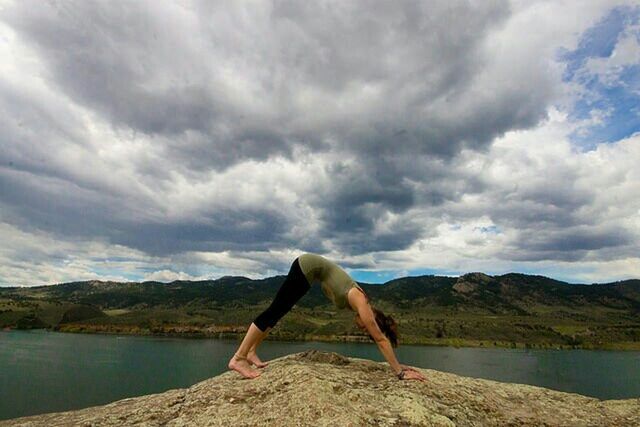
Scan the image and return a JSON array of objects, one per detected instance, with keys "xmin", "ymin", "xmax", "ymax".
[{"xmin": 402, "ymin": 369, "xmax": 427, "ymax": 382}]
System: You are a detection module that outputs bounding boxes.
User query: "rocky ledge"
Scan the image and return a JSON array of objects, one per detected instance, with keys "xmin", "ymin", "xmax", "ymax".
[{"xmin": 3, "ymin": 350, "xmax": 639, "ymax": 426}]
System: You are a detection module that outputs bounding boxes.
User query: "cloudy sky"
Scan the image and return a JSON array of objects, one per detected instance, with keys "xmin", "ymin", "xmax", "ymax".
[{"xmin": 1, "ymin": 0, "xmax": 639, "ymax": 287}]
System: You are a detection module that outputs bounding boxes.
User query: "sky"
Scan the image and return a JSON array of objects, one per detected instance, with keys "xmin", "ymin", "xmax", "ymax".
[{"xmin": 0, "ymin": 0, "xmax": 639, "ymax": 287}]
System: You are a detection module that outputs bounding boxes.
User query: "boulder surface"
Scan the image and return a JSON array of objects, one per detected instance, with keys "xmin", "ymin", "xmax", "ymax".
[{"xmin": 3, "ymin": 350, "xmax": 639, "ymax": 426}]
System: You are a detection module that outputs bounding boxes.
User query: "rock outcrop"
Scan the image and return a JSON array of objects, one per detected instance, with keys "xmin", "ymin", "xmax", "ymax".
[{"xmin": 3, "ymin": 350, "xmax": 639, "ymax": 426}]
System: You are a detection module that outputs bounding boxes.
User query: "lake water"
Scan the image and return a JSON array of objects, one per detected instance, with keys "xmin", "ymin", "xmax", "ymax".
[{"xmin": 2, "ymin": 329, "xmax": 639, "ymax": 421}]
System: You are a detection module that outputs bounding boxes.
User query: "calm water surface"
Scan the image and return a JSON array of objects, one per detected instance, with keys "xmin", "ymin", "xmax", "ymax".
[{"xmin": 1, "ymin": 329, "xmax": 639, "ymax": 421}]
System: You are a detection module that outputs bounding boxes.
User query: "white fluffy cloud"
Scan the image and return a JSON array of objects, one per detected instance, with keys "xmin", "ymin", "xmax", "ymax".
[{"xmin": 0, "ymin": 1, "xmax": 638, "ymax": 286}]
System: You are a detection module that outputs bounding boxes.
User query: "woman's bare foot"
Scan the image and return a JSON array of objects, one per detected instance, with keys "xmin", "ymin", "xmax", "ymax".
[
  {"xmin": 247, "ymin": 351, "xmax": 269, "ymax": 368},
  {"xmin": 228, "ymin": 354, "xmax": 261, "ymax": 379}
]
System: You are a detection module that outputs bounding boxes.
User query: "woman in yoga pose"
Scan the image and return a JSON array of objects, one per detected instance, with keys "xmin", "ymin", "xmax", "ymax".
[{"xmin": 228, "ymin": 253, "xmax": 426, "ymax": 381}]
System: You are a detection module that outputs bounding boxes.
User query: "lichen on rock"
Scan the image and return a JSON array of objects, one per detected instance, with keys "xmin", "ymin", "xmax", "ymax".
[
  {"xmin": 293, "ymin": 349, "xmax": 352, "ymax": 365},
  {"xmin": 2, "ymin": 351, "xmax": 639, "ymax": 426}
]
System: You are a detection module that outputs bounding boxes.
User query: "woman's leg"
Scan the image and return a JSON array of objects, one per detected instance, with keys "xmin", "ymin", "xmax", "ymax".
[
  {"xmin": 228, "ymin": 323, "xmax": 266, "ymax": 379},
  {"xmin": 248, "ymin": 326, "xmax": 271, "ymax": 368},
  {"xmin": 228, "ymin": 258, "xmax": 310, "ymax": 378}
]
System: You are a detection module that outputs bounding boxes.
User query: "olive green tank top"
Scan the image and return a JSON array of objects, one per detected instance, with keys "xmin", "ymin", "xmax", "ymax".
[{"xmin": 297, "ymin": 253, "xmax": 364, "ymax": 310}]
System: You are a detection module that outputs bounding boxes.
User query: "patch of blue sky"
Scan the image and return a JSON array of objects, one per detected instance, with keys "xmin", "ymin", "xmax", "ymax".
[
  {"xmin": 406, "ymin": 267, "xmax": 459, "ymax": 278},
  {"xmin": 89, "ymin": 256, "xmax": 137, "ymax": 263},
  {"xmin": 89, "ymin": 267, "xmax": 141, "ymax": 281},
  {"xmin": 349, "ymin": 270, "xmax": 405, "ymax": 284},
  {"xmin": 560, "ymin": 6, "xmax": 632, "ymax": 80},
  {"xmin": 570, "ymin": 73, "xmax": 640, "ymax": 145},
  {"xmin": 137, "ymin": 264, "xmax": 208, "ymax": 280},
  {"xmin": 559, "ymin": 6, "xmax": 640, "ymax": 147},
  {"xmin": 343, "ymin": 266, "xmax": 623, "ymax": 286},
  {"xmin": 503, "ymin": 267, "xmax": 598, "ymax": 285},
  {"xmin": 136, "ymin": 265, "xmax": 163, "ymax": 273},
  {"xmin": 474, "ymin": 225, "xmax": 501, "ymax": 234},
  {"xmin": 350, "ymin": 267, "xmax": 456, "ymax": 284}
]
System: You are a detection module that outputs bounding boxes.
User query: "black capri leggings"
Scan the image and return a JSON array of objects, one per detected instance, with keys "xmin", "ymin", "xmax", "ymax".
[{"xmin": 253, "ymin": 257, "xmax": 311, "ymax": 332}]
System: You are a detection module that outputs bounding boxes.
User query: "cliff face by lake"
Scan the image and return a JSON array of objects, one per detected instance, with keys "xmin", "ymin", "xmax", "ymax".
[{"xmin": 2, "ymin": 350, "xmax": 639, "ymax": 426}]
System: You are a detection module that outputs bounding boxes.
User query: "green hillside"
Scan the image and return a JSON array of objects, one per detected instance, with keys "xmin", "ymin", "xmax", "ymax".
[{"xmin": 1, "ymin": 273, "xmax": 639, "ymax": 350}]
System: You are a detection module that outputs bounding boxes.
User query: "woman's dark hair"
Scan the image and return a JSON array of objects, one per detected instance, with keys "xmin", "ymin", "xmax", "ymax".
[{"xmin": 372, "ymin": 307, "xmax": 399, "ymax": 347}]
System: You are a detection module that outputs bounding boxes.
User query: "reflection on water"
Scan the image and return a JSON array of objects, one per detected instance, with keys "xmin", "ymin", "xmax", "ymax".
[{"xmin": 1, "ymin": 329, "xmax": 639, "ymax": 421}]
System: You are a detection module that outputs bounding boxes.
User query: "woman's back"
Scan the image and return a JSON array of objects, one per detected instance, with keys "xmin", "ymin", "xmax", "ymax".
[{"xmin": 297, "ymin": 253, "xmax": 359, "ymax": 310}]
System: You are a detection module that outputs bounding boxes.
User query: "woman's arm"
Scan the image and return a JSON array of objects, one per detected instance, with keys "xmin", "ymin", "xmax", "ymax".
[
  {"xmin": 369, "ymin": 325, "xmax": 403, "ymax": 375},
  {"xmin": 350, "ymin": 292, "xmax": 410, "ymax": 377}
]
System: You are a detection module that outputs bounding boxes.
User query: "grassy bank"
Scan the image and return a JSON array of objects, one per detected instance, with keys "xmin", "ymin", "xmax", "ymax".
[
  {"xmin": 2, "ymin": 274, "xmax": 639, "ymax": 352},
  {"xmin": 10, "ymin": 322, "xmax": 634, "ymax": 351}
]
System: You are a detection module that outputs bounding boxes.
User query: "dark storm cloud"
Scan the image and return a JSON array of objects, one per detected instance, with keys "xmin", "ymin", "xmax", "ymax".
[
  {"xmin": 113, "ymin": 209, "xmax": 291, "ymax": 256},
  {"xmin": 531, "ymin": 228, "xmax": 631, "ymax": 252},
  {"xmin": 312, "ymin": 152, "xmax": 468, "ymax": 253},
  {"xmin": 1, "ymin": 0, "xmax": 574, "ymax": 260},
  {"xmin": 3, "ymin": 1, "xmax": 519, "ymax": 166},
  {"xmin": 439, "ymin": 131, "xmax": 639, "ymax": 264},
  {"xmin": 0, "ymin": 168, "xmax": 124, "ymax": 239},
  {"xmin": 319, "ymin": 156, "xmax": 416, "ymax": 232},
  {"xmin": 4, "ymin": 2, "xmax": 216, "ymax": 136},
  {"xmin": 503, "ymin": 226, "xmax": 632, "ymax": 262},
  {"xmin": 0, "ymin": 166, "xmax": 292, "ymax": 256}
]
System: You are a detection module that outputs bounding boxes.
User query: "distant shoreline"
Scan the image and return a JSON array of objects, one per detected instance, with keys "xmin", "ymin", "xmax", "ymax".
[
  {"xmin": 3, "ymin": 273, "xmax": 639, "ymax": 355},
  {"xmin": 6, "ymin": 325, "xmax": 640, "ymax": 351}
]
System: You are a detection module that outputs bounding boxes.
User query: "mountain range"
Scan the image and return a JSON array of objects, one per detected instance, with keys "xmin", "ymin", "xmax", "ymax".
[{"xmin": 1, "ymin": 272, "xmax": 639, "ymax": 349}]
